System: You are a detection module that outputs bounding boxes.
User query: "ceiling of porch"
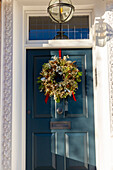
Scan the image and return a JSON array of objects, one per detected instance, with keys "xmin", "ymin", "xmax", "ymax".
[{"xmin": 17, "ymin": 0, "xmax": 98, "ymax": 7}]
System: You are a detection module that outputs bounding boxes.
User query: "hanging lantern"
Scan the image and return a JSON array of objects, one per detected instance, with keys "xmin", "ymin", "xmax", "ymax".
[{"xmin": 47, "ymin": 0, "xmax": 75, "ymax": 23}]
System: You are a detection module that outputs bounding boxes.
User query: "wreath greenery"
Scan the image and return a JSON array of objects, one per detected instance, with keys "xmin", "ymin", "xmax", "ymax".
[{"xmin": 37, "ymin": 55, "xmax": 82, "ymax": 103}]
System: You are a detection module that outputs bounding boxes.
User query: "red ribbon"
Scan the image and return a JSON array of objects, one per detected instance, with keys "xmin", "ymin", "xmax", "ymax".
[
  {"xmin": 45, "ymin": 93, "xmax": 49, "ymax": 104},
  {"xmin": 59, "ymin": 49, "xmax": 61, "ymax": 59},
  {"xmin": 72, "ymin": 91, "xmax": 76, "ymax": 101}
]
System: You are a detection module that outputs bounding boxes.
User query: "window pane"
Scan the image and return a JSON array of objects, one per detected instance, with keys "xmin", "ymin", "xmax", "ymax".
[{"xmin": 29, "ymin": 16, "xmax": 89, "ymax": 40}]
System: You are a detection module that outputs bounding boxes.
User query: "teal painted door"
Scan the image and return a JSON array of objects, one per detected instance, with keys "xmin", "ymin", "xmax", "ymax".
[{"xmin": 26, "ymin": 49, "xmax": 96, "ymax": 170}]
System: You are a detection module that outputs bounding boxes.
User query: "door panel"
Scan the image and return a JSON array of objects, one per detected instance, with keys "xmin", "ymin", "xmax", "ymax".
[
  {"xmin": 26, "ymin": 49, "xmax": 96, "ymax": 170},
  {"xmin": 34, "ymin": 56, "xmax": 51, "ymax": 118},
  {"xmin": 66, "ymin": 55, "xmax": 86, "ymax": 117},
  {"xmin": 65, "ymin": 132, "xmax": 88, "ymax": 169},
  {"xmin": 33, "ymin": 133, "xmax": 56, "ymax": 170}
]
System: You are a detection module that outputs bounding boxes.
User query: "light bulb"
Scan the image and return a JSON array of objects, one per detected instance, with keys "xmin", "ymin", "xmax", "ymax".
[{"xmin": 60, "ymin": 7, "xmax": 63, "ymax": 14}]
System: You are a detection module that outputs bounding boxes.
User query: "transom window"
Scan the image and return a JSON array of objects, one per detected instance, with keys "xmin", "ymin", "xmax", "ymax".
[{"xmin": 29, "ymin": 16, "xmax": 89, "ymax": 40}]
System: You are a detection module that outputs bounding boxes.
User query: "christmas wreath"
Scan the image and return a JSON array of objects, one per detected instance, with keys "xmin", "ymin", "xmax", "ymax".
[{"xmin": 37, "ymin": 55, "xmax": 82, "ymax": 103}]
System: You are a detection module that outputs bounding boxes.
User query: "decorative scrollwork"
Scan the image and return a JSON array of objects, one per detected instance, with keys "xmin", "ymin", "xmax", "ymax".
[
  {"xmin": 2, "ymin": 1, "xmax": 13, "ymax": 170},
  {"xmin": 106, "ymin": 1, "xmax": 113, "ymax": 135}
]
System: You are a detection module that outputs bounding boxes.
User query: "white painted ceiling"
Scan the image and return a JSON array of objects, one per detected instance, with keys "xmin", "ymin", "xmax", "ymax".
[
  {"xmin": 17, "ymin": 0, "xmax": 98, "ymax": 6},
  {"xmin": 17, "ymin": 0, "xmax": 105, "ymax": 17}
]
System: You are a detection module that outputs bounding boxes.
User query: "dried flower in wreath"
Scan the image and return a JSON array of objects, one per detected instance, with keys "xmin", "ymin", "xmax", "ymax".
[{"xmin": 37, "ymin": 55, "xmax": 82, "ymax": 103}]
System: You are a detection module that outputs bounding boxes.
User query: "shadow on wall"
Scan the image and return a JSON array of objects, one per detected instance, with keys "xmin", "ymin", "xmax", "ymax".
[{"xmin": 95, "ymin": 17, "xmax": 113, "ymax": 47}]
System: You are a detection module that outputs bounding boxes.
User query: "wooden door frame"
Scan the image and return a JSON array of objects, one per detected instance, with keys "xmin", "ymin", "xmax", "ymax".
[
  {"xmin": 12, "ymin": 40, "xmax": 111, "ymax": 170},
  {"xmin": 12, "ymin": 7, "xmax": 111, "ymax": 170}
]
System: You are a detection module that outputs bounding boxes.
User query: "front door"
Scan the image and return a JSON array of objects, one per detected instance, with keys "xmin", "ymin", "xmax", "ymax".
[{"xmin": 26, "ymin": 49, "xmax": 96, "ymax": 170}]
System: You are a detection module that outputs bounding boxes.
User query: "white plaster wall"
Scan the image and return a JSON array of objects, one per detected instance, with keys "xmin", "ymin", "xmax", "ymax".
[{"xmin": 11, "ymin": 0, "xmax": 113, "ymax": 170}]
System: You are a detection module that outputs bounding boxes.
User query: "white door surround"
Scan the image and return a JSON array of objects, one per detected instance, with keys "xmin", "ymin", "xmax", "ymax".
[{"xmin": 0, "ymin": 1, "xmax": 113, "ymax": 170}]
